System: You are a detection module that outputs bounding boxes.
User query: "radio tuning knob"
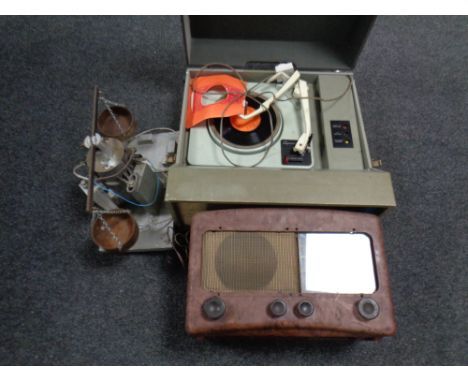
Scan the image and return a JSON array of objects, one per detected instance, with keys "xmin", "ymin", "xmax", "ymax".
[
  {"xmin": 202, "ymin": 297, "xmax": 225, "ymax": 320},
  {"xmin": 268, "ymin": 299, "xmax": 287, "ymax": 318},
  {"xmin": 296, "ymin": 301, "xmax": 314, "ymax": 317},
  {"xmin": 357, "ymin": 298, "xmax": 380, "ymax": 320}
]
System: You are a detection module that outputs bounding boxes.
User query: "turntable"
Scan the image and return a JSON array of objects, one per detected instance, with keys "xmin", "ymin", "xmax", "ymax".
[{"xmin": 187, "ymin": 80, "xmax": 319, "ymax": 169}]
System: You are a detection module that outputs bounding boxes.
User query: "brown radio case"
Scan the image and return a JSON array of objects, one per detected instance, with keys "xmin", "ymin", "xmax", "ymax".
[{"xmin": 186, "ymin": 208, "xmax": 396, "ymax": 339}]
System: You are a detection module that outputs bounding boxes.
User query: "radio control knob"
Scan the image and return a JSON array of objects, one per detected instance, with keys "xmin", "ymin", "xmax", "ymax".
[
  {"xmin": 357, "ymin": 298, "xmax": 380, "ymax": 320},
  {"xmin": 296, "ymin": 301, "xmax": 314, "ymax": 317},
  {"xmin": 268, "ymin": 299, "xmax": 287, "ymax": 317},
  {"xmin": 202, "ymin": 297, "xmax": 225, "ymax": 320}
]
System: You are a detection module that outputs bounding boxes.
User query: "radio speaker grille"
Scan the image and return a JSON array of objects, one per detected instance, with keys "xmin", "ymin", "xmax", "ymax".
[{"xmin": 202, "ymin": 231, "xmax": 299, "ymax": 292}]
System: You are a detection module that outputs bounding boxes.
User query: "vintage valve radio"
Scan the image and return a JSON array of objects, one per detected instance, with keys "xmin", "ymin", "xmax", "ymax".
[{"xmin": 186, "ymin": 208, "xmax": 396, "ymax": 338}]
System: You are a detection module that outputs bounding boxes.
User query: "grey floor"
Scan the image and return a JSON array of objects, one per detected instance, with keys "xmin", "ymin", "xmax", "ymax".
[{"xmin": 0, "ymin": 16, "xmax": 467, "ymax": 365}]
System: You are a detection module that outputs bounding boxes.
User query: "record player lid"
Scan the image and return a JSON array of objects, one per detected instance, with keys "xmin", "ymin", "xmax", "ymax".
[{"xmin": 183, "ymin": 16, "xmax": 376, "ymax": 71}]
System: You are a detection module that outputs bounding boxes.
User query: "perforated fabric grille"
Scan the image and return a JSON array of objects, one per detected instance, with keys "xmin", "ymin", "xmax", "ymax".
[{"xmin": 202, "ymin": 231, "xmax": 299, "ymax": 292}]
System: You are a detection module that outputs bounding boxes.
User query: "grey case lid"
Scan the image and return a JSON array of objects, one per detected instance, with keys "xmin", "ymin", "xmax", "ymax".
[{"xmin": 183, "ymin": 16, "xmax": 376, "ymax": 71}]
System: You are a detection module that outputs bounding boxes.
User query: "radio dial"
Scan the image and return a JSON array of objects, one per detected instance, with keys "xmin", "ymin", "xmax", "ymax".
[
  {"xmin": 202, "ymin": 297, "xmax": 226, "ymax": 320},
  {"xmin": 296, "ymin": 301, "xmax": 314, "ymax": 317},
  {"xmin": 357, "ymin": 298, "xmax": 380, "ymax": 320},
  {"xmin": 268, "ymin": 299, "xmax": 287, "ymax": 317}
]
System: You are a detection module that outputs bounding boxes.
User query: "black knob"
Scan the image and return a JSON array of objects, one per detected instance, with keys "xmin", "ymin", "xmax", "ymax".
[
  {"xmin": 296, "ymin": 301, "xmax": 314, "ymax": 317},
  {"xmin": 268, "ymin": 299, "xmax": 287, "ymax": 317},
  {"xmin": 357, "ymin": 298, "xmax": 380, "ymax": 320},
  {"xmin": 202, "ymin": 297, "xmax": 225, "ymax": 320}
]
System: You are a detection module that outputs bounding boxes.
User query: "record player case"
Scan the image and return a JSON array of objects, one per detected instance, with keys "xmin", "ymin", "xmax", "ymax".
[{"xmin": 166, "ymin": 16, "xmax": 396, "ymax": 225}]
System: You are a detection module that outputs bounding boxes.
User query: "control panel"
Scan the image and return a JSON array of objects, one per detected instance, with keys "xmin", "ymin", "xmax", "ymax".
[
  {"xmin": 201, "ymin": 296, "xmax": 379, "ymax": 321},
  {"xmin": 281, "ymin": 139, "xmax": 312, "ymax": 166},
  {"xmin": 331, "ymin": 120, "xmax": 353, "ymax": 148},
  {"xmin": 317, "ymin": 75, "xmax": 364, "ymax": 170}
]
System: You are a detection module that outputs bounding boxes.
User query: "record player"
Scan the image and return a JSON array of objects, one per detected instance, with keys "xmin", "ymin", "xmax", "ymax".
[{"xmin": 166, "ymin": 16, "xmax": 396, "ymax": 226}]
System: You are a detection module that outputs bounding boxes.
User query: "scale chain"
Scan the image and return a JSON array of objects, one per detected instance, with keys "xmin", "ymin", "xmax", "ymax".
[
  {"xmin": 99, "ymin": 93, "xmax": 126, "ymax": 134},
  {"xmin": 92, "ymin": 209, "xmax": 131, "ymax": 251}
]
